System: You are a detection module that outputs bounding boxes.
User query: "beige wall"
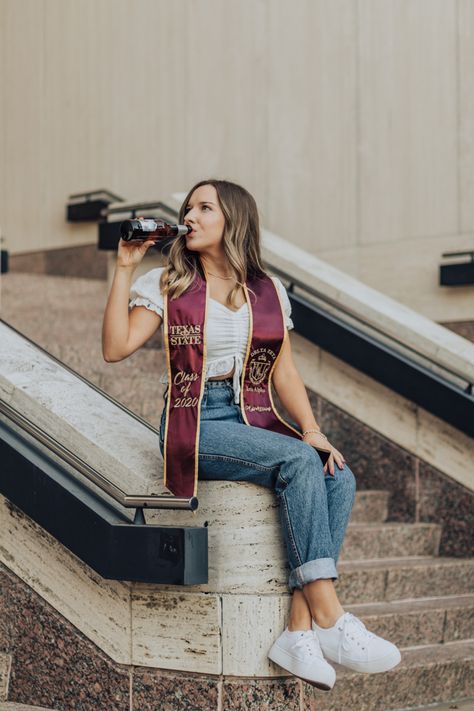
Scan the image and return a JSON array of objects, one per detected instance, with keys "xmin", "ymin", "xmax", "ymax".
[{"xmin": 1, "ymin": 0, "xmax": 473, "ymax": 319}]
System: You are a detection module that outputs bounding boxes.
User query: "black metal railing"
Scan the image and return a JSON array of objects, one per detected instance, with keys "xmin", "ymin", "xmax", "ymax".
[
  {"xmin": 0, "ymin": 414, "xmax": 207, "ymax": 584},
  {"xmin": 67, "ymin": 189, "xmax": 125, "ymax": 222},
  {"xmin": 440, "ymin": 249, "xmax": 474, "ymax": 286},
  {"xmin": 266, "ymin": 264, "xmax": 474, "ymax": 437}
]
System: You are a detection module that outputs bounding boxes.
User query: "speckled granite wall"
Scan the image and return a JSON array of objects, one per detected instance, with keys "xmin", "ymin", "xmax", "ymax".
[
  {"xmin": 0, "ymin": 566, "xmax": 129, "ymax": 710},
  {"xmin": 313, "ymin": 393, "xmax": 474, "ymax": 558},
  {"xmin": 2, "ymin": 561, "xmax": 473, "ymax": 711},
  {"xmin": 0, "ymin": 566, "xmax": 302, "ymax": 711},
  {"xmin": 274, "ymin": 389, "xmax": 474, "ymax": 559}
]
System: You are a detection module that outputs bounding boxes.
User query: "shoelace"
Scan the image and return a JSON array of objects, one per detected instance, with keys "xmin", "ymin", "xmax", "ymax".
[
  {"xmin": 293, "ymin": 631, "xmax": 324, "ymax": 659},
  {"xmin": 337, "ymin": 613, "xmax": 375, "ymax": 664}
]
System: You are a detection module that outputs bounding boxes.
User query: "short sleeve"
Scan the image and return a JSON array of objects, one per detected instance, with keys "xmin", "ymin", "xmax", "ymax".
[
  {"xmin": 128, "ymin": 267, "xmax": 165, "ymax": 318},
  {"xmin": 271, "ymin": 276, "xmax": 294, "ymax": 331}
]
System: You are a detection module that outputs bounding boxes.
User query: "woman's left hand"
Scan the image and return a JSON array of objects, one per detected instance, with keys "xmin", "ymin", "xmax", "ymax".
[{"xmin": 302, "ymin": 432, "xmax": 346, "ymax": 476}]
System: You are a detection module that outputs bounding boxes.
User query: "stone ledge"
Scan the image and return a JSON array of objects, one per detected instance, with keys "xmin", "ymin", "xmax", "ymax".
[{"xmin": 0, "ymin": 322, "xmax": 166, "ymax": 499}]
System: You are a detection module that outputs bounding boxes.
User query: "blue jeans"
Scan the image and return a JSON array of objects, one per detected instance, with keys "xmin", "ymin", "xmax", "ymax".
[{"xmin": 159, "ymin": 378, "xmax": 356, "ymax": 592}]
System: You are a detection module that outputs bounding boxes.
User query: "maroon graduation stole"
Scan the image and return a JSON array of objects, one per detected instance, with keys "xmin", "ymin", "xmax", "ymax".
[{"xmin": 162, "ymin": 269, "xmax": 327, "ymax": 497}]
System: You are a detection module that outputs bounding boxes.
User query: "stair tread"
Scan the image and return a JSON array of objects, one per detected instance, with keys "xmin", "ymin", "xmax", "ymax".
[
  {"xmin": 409, "ymin": 697, "xmax": 474, "ymax": 710},
  {"xmin": 353, "ymin": 491, "xmax": 390, "ymax": 500},
  {"xmin": 348, "ymin": 522, "xmax": 440, "ymax": 529},
  {"xmin": 347, "ymin": 592, "xmax": 474, "ymax": 616},
  {"xmin": 333, "ymin": 638, "xmax": 474, "ymax": 678},
  {"xmin": 339, "ymin": 555, "xmax": 473, "ymax": 570}
]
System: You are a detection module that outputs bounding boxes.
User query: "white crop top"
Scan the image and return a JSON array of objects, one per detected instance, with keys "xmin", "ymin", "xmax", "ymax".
[{"xmin": 128, "ymin": 267, "xmax": 294, "ymax": 404}]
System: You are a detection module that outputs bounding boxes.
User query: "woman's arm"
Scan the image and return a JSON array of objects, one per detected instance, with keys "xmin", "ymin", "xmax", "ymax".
[
  {"xmin": 102, "ymin": 234, "xmax": 162, "ymax": 362},
  {"xmin": 272, "ymin": 333, "xmax": 345, "ymax": 474},
  {"xmin": 102, "ymin": 264, "xmax": 162, "ymax": 361},
  {"xmin": 272, "ymin": 334, "xmax": 320, "ymax": 432}
]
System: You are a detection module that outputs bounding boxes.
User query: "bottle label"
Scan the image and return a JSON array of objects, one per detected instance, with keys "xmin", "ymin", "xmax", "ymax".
[{"xmin": 140, "ymin": 219, "xmax": 157, "ymax": 232}]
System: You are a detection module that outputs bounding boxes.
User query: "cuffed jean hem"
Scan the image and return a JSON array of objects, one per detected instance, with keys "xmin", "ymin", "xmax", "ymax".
[{"xmin": 288, "ymin": 557, "xmax": 338, "ymax": 592}]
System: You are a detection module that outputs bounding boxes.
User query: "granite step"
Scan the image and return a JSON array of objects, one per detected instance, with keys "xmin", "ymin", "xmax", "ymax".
[
  {"xmin": 409, "ymin": 697, "xmax": 474, "ymax": 710},
  {"xmin": 346, "ymin": 593, "xmax": 474, "ymax": 648},
  {"xmin": 0, "ymin": 705, "xmax": 57, "ymax": 710},
  {"xmin": 341, "ymin": 522, "xmax": 442, "ymax": 560},
  {"xmin": 336, "ymin": 556, "xmax": 474, "ymax": 605},
  {"xmin": 349, "ymin": 490, "xmax": 389, "ymax": 523},
  {"xmin": 303, "ymin": 639, "xmax": 474, "ymax": 711}
]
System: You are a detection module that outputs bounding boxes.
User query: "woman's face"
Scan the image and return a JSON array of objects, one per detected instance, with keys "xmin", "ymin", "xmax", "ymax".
[{"xmin": 183, "ymin": 184, "xmax": 226, "ymax": 253}]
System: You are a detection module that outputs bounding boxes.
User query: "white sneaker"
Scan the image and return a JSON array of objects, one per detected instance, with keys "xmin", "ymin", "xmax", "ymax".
[
  {"xmin": 268, "ymin": 628, "xmax": 336, "ymax": 690},
  {"xmin": 313, "ymin": 612, "xmax": 401, "ymax": 673}
]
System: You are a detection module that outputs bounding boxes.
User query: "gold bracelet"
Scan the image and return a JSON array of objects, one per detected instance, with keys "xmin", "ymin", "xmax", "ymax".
[{"xmin": 302, "ymin": 428, "xmax": 327, "ymax": 439}]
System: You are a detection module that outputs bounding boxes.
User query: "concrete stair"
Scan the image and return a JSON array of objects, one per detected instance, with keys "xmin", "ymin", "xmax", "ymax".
[
  {"xmin": 341, "ymin": 521, "xmax": 442, "ymax": 559},
  {"xmin": 307, "ymin": 640, "xmax": 474, "ymax": 711},
  {"xmin": 411, "ymin": 700, "xmax": 474, "ymax": 711},
  {"xmin": 348, "ymin": 489, "xmax": 389, "ymax": 523},
  {"xmin": 346, "ymin": 594, "xmax": 474, "ymax": 647},
  {"xmin": 336, "ymin": 556, "xmax": 474, "ymax": 605},
  {"xmin": 309, "ymin": 482, "xmax": 474, "ymax": 710}
]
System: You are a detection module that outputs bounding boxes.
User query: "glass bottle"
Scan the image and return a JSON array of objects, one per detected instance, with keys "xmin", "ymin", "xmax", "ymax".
[{"xmin": 120, "ymin": 218, "xmax": 192, "ymax": 241}]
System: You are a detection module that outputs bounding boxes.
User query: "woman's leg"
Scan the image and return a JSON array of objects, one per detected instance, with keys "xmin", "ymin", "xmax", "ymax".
[
  {"xmin": 293, "ymin": 466, "xmax": 355, "ymax": 627},
  {"xmin": 159, "ymin": 381, "xmax": 356, "ymax": 594},
  {"xmin": 287, "ymin": 589, "xmax": 312, "ymax": 630},
  {"xmin": 276, "ymin": 447, "xmax": 356, "ymax": 593},
  {"xmin": 287, "ymin": 464, "xmax": 356, "ymax": 628},
  {"xmin": 159, "ymin": 383, "xmax": 399, "ymax": 678},
  {"xmin": 283, "ymin": 455, "xmax": 400, "ymax": 674},
  {"xmin": 300, "ymin": 465, "xmax": 357, "ymax": 626}
]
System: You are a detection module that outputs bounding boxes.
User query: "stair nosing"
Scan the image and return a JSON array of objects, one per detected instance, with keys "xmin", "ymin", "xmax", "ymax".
[
  {"xmin": 333, "ymin": 638, "xmax": 474, "ymax": 678},
  {"xmin": 339, "ymin": 555, "xmax": 473, "ymax": 569}
]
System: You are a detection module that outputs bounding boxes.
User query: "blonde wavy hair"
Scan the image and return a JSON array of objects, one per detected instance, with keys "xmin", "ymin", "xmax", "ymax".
[{"xmin": 159, "ymin": 179, "xmax": 266, "ymax": 309}]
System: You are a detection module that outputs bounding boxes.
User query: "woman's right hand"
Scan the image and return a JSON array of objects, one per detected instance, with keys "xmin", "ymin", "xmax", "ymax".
[{"xmin": 116, "ymin": 217, "xmax": 157, "ymax": 268}]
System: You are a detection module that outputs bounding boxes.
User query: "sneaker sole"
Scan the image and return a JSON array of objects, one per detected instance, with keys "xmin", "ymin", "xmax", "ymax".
[
  {"xmin": 268, "ymin": 643, "xmax": 336, "ymax": 691},
  {"xmin": 324, "ymin": 647, "xmax": 402, "ymax": 674}
]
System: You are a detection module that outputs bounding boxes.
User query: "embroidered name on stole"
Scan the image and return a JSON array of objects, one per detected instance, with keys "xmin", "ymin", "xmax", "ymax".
[{"xmin": 163, "ymin": 272, "xmax": 328, "ymax": 497}]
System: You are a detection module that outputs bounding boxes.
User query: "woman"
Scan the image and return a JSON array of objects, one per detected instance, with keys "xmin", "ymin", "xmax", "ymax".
[{"xmin": 102, "ymin": 179, "xmax": 401, "ymax": 691}]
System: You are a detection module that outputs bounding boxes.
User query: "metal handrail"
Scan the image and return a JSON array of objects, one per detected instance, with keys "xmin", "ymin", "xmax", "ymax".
[
  {"xmin": 0, "ymin": 319, "xmax": 197, "ymax": 514},
  {"xmin": 266, "ymin": 262, "xmax": 473, "ymax": 392},
  {"xmin": 0, "ymin": 400, "xmax": 197, "ymax": 512},
  {"xmin": 0, "ymin": 400, "xmax": 196, "ymax": 512}
]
